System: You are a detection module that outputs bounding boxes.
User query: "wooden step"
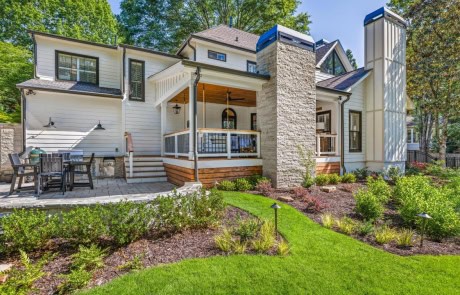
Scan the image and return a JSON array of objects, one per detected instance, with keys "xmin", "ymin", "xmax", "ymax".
[
  {"xmin": 130, "ymin": 171, "xmax": 167, "ymax": 177},
  {"xmin": 126, "ymin": 176, "xmax": 168, "ymax": 183},
  {"xmin": 125, "ymin": 166, "xmax": 165, "ymax": 172},
  {"xmin": 124, "ymin": 161, "xmax": 164, "ymax": 167}
]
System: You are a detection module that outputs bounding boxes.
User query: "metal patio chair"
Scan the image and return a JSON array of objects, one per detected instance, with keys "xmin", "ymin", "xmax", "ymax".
[{"xmin": 69, "ymin": 153, "xmax": 95, "ymax": 191}]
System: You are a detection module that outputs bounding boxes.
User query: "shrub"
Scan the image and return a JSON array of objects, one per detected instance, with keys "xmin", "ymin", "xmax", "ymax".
[
  {"xmin": 385, "ymin": 166, "xmax": 402, "ymax": 183},
  {"xmin": 315, "ymin": 174, "xmax": 329, "ymax": 186},
  {"xmin": 302, "ymin": 177, "xmax": 315, "ymax": 188},
  {"xmin": 186, "ymin": 189, "xmax": 226, "ymax": 228},
  {"xmin": 396, "ymin": 229, "xmax": 415, "ymax": 247},
  {"xmin": 277, "ymin": 240, "xmax": 290, "ymax": 256},
  {"xmin": 217, "ymin": 180, "xmax": 236, "ymax": 191},
  {"xmin": 214, "ymin": 229, "xmax": 233, "ymax": 253},
  {"xmin": 57, "ymin": 268, "xmax": 92, "ymax": 295},
  {"xmin": 374, "ymin": 225, "xmax": 397, "ymax": 244},
  {"xmin": 297, "ymin": 145, "xmax": 316, "ymax": 189},
  {"xmin": 233, "ymin": 217, "xmax": 261, "ymax": 242},
  {"xmin": 304, "ymin": 196, "xmax": 325, "ymax": 213},
  {"xmin": 61, "ymin": 205, "xmax": 107, "ymax": 245},
  {"xmin": 292, "ymin": 187, "xmax": 309, "ymax": 198},
  {"xmin": 0, "ymin": 209, "xmax": 57, "ymax": 253},
  {"xmin": 366, "ymin": 176, "xmax": 392, "ymax": 203},
  {"xmin": 117, "ymin": 254, "xmax": 144, "ymax": 272},
  {"xmin": 0, "ymin": 250, "xmax": 52, "ymax": 295},
  {"xmin": 71, "ymin": 244, "xmax": 107, "ymax": 271},
  {"xmin": 328, "ymin": 173, "xmax": 341, "ymax": 185},
  {"xmin": 246, "ymin": 175, "xmax": 269, "ymax": 186},
  {"xmin": 234, "ymin": 178, "xmax": 253, "ymax": 191},
  {"xmin": 256, "ymin": 180, "xmax": 274, "ymax": 197},
  {"xmin": 252, "ymin": 220, "xmax": 276, "ymax": 253},
  {"xmin": 354, "ymin": 189, "xmax": 384, "ymax": 221},
  {"xmin": 353, "ymin": 167, "xmax": 370, "ymax": 181},
  {"xmin": 394, "ymin": 176, "xmax": 460, "ymax": 241},
  {"xmin": 320, "ymin": 213, "xmax": 334, "ymax": 229},
  {"xmin": 231, "ymin": 240, "xmax": 247, "ymax": 254},
  {"xmin": 335, "ymin": 217, "xmax": 355, "ymax": 235},
  {"xmin": 356, "ymin": 221, "xmax": 374, "ymax": 236},
  {"xmin": 341, "ymin": 173, "xmax": 357, "ymax": 183}
]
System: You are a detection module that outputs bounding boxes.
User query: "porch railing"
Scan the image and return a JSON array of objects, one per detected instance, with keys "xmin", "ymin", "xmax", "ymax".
[
  {"xmin": 316, "ymin": 134, "xmax": 338, "ymax": 156},
  {"xmin": 164, "ymin": 128, "xmax": 260, "ymax": 159}
]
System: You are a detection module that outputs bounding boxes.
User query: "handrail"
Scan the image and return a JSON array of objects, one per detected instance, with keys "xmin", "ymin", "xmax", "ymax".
[
  {"xmin": 124, "ymin": 132, "xmax": 134, "ymax": 178},
  {"xmin": 316, "ymin": 134, "xmax": 338, "ymax": 156}
]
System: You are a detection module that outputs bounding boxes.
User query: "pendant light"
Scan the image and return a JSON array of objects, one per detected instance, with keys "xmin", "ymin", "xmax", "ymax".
[{"xmin": 95, "ymin": 120, "xmax": 105, "ymax": 130}]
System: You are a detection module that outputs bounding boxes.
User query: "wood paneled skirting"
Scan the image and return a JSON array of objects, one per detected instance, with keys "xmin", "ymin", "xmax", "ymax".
[
  {"xmin": 164, "ymin": 163, "xmax": 262, "ymax": 188},
  {"xmin": 316, "ymin": 162, "xmax": 340, "ymax": 174}
]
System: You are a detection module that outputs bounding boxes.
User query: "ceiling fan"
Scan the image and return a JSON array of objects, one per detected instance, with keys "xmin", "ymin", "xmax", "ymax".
[{"xmin": 226, "ymin": 90, "xmax": 245, "ymax": 101}]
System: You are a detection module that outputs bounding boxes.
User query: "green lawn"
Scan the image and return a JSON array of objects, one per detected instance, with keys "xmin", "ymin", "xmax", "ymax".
[{"xmin": 83, "ymin": 192, "xmax": 460, "ymax": 294}]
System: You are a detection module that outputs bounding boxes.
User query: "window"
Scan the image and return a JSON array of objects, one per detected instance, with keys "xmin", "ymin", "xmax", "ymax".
[
  {"xmin": 250, "ymin": 113, "xmax": 257, "ymax": 130},
  {"xmin": 349, "ymin": 110, "xmax": 362, "ymax": 152},
  {"xmin": 320, "ymin": 50, "xmax": 346, "ymax": 76},
  {"xmin": 407, "ymin": 128, "xmax": 419, "ymax": 144},
  {"xmin": 129, "ymin": 59, "xmax": 145, "ymax": 101},
  {"xmin": 316, "ymin": 111, "xmax": 331, "ymax": 132},
  {"xmin": 56, "ymin": 51, "xmax": 98, "ymax": 84},
  {"xmin": 222, "ymin": 108, "xmax": 237, "ymax": 129},
  {"xmin": 247, "ymin": 61, "xmax": 257, "ymax": 73},
  {"xmin": 208, "ymin": 50, "xmax": 226, "ymax": 62}
]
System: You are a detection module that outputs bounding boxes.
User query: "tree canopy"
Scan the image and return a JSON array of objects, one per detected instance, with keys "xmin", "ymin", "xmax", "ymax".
[
  {"xmin": 346, "ymin": 49, "xmax": 358, "ymax": 69},
  {"xmin": 0, "ymin": 0, "xmax": 119, "ymax": 48},
  {"xmin": 118, "ymin": 0, "xmax": 311, "ymax": 53}
]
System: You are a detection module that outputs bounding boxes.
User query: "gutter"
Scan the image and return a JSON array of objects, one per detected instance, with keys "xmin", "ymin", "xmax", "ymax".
[
  {"xmin": 16, "ymin": 86, "xmax": 122, "ymax": 99},
  {"xmin": 182, "ymin": 60, "xmax": 270, "ymax": 80},
  {"xmin": 20, "ymin": 89, "xmax": 27, "ymax": 153},
  {"xmin": 340, "ymin": 94, "xmax": 351, "ymax": 174},
  {"xmin": 122, "ymin": 47, "xmax": 126, "ymax": 95},
  {"xmin": 193, "ymin": 67, "xmax": 201, "ymax": 181},
  {"xmin": 31, "ymin": 32, "xmax": 37, "ymax": 78}
]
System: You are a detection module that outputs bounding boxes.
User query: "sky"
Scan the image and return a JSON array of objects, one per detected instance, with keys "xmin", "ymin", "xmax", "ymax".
[{"xmin": 108, "ymin": 0, "xmax": 389, "ymax": 67}]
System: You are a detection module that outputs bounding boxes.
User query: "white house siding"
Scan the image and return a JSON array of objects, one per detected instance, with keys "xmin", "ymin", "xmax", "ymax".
[
  {"xmin": 25, "ymin": 92, "xmax": 122, "ymax": 156},
  {"xmin": 344, "ymin": 82, "xmax": 367, "ymax": 171},
  {"xmin": 315, "ymin": 70, "xmax": 334, "ymax": 83},
  {"xmin": 194, "ymin": 41, "xmax": 256, "ymax": 72},
  {"xmin": 34, "ymin": 35, "xmax": 121, "ymax": 89},
  {"xmin": 165, "ymin": 102, "xmax": 256, "ymax": 133},
  {"xmin": 124, "ymin": 50, "xmax": 178, "ymax": 155}
]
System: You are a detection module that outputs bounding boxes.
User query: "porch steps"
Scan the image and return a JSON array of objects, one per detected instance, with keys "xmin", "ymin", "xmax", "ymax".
[{"xmin": 124, "ymin": 156, "xmax": 168, "ymax": 183}]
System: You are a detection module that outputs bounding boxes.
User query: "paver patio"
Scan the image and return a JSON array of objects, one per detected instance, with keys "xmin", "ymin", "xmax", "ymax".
[{"xmin": 0, "ymin": 178, "xmax": 179, "ymax": 211}]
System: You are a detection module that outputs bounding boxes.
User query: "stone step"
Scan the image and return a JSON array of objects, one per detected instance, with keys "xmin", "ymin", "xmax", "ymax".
[
  {"xmin": 124, "ymin": 161, "xmax": 164, "ymax": 167},
  {"xmin": 130, "ymin": 171, "xmax": 167, "ymax": 177},
  {"xmin": 126, "ymin": 176, "xmax": 168, "ymax": 183},
  {"xmin": 125, "ymin": 166, "xmax": 165, "ymax": 172},
  {"xmin": 124, "ymin": 157, "xmax": 163, "ymax": 162}
]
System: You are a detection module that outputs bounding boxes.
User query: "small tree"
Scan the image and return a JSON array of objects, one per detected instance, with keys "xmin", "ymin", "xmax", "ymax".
[{"xmin": 297, "ymin": 145, "xmax": 315, "ymax": 188}]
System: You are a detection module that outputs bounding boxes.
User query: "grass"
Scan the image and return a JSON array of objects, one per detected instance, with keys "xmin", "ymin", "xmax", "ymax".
[{"xmin": 83, "ymin": 192, "xmax": 460, "ymax": 294}]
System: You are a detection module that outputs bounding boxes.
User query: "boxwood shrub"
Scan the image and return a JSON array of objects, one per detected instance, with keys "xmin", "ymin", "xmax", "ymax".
[{"xmin": 354, "ymin": 189, "xmax": 384, "ymax": 221}]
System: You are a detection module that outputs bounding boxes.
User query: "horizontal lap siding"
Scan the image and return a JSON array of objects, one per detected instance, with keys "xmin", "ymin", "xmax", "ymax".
[
  {"xmin": 26, "ymin": 92, "xmax": 122, "ymax": 156},
  {"xmin": 35, "ymin": 36, "xmax": 120, "ymax": 89},
  {"xmin": 344, "ymin": 82, "xmax": 366, "ymax": 170},
  {"xmin": 124, "ymin": 51, "xmax": 177, "ymax": 155},
  {"xmin": 316, "ymin": 162, "xmax": 340, "ymax": 174},
  {"xmin": 315, "ymin": 70, "xmax": 334, "ymax": 83}
]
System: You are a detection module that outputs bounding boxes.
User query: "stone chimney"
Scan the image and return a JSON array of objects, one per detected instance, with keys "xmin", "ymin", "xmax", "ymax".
[
  {"xmin": 256, "ymin": 25, "xmax": 316, "ymax": 188},
  {"xmin": 363, "ymin": 7, "xmax": 407, "ymax": 172}
]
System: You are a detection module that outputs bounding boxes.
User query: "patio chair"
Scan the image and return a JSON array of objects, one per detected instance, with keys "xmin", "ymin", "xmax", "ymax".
[
  {"xmin": 69, "ymin": 153, "xmax": 95, "ymax": 191},
  {"xmin": 38, "ymin": 154, "xmax": 66, "ymax": 196},
  {"xmin": 8, "ymin": 153, "xmax": 39, "ymax": 195}
]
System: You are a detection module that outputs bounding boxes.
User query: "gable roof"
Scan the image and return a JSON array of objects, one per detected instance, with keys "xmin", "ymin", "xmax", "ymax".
[
  {"xmin": 315, "ymin": 40, "xmax": 337, "ymax": 64},
  {"xmin": 17, "ymin": 79, "xmax": 122, "ymax": 98},
  {"xmin": 316, "ymin": 67, "xmax": 371, "ymax": 92}
]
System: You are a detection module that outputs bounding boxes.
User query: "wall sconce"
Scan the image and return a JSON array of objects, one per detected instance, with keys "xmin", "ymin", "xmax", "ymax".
[
  {"xmin": 95, "ymin": 120, "xmax": 105, "ymax": 130},
  {"xmin": 26, "ymin": 89, "xmax": 36, "ymax": 96},
  {"xmin": 173, "ymin": 103, "xmax": 182, "ymax": 115},
  {"xmin": 43, "ymin": 117, "xmax": 55, "ymax": 128}
]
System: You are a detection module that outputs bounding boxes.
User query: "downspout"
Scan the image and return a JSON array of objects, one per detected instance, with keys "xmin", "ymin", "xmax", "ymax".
[
  {"xmin": 187, "ymin": 39, "xmax": 196, "ymax": 61},
  {"xmin": 31, "ymin": 33, "xmax": 37, "ymax": 78},
  {"xmin": 122, "ymin": 47, "xmax": 126, "ymax": 94},
  {"xmin": 193, "ymin": 67, "xmax": 201, "ymax": 181},
  {"xmin": 340, "ymin": 94, "xmax": 351, "ymax": 174},
  {"xmin": 20, "ymin": 89, "xmax": 27, "ymax": 153}
]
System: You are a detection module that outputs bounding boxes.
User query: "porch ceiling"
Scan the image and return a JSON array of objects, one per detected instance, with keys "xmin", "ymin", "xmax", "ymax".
[{"xmin": 169, "ymin": 83, "xmax": 256, "ymax": 107}]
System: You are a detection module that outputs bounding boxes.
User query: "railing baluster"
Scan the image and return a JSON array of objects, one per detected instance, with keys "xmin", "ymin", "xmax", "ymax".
[{"xmin": 226, "ymin": 131, "xmax": 231, "ymax": 159}]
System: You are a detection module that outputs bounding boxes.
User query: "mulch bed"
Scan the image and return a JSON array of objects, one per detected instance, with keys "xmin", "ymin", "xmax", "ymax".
[
  {"xmin": 2, "ymin": 206, "xmax": 252, "ymax": 295},
  {"xmin": 257, "ymin": 183, "xmax": 460, "ymax": 256}
]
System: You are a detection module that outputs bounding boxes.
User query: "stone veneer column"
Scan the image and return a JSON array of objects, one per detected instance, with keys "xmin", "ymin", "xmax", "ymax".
[{"xmin": 256, "ymin": 41, "xmax": 316, "ymax": 188}]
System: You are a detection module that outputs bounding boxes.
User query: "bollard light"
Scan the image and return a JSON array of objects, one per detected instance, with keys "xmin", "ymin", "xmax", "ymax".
[
  {"xmin": 271, "ymin": 203, "xmax": 281, "ymax": 237},
  {"xmin": 417, "ymin": 212, "xmax": 432, "ymax": 248}
]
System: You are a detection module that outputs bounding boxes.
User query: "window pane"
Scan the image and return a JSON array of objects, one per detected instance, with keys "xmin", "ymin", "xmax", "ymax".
[
  {"xmin": 57, "ymin": 53, "xmax": 97, "ymax": 83},
  {"xmin": 320, "ymin": 53, "xmax": 334, "ymax": 75},
  {"xmin": 247, "ymin": 62, "xmax": 257, "ymax": 73},
  {"xmin": 208, "ymin": 50, "xmax": 226, "ymax": 62},
  {"xmin": 130, "ymin": 61, "xmax": 144, "ymax": 100},
  {"xmin": 350, "ymin": 132, "xmax": 359, "ymax": 150},
  {"xmin": 333, "ymin": 52, "xmax": 346, "ymax": 75},
  {"xmin": 351, "ymin": 113, "xmax": 360, "ymax": 131}
]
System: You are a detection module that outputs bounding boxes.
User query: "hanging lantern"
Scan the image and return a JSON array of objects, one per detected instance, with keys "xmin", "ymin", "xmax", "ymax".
[{"xmin": 173, "ymin": 103, "xmax": 181, "ymax": 115}]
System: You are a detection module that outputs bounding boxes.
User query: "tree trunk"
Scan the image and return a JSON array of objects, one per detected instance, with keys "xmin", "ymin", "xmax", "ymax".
[{"xmin": 438, "ymin": 117, "xmax": 449, "ymax": 167}]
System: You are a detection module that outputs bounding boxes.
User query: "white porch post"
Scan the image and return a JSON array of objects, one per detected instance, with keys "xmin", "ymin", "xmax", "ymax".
[
  {"xmin": 188, "ymin": 79, "xmax": 194, "ymax": 160},
  {"xmin": 336, "ymin": 101, "xmax": 341, "ymax": 157},
  {"xmin": 160, "ymin": 101, "xmax": 167, "ymax": 157}
]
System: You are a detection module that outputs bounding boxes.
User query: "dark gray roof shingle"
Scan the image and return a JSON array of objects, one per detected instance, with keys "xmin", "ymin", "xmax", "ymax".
[
  {"xmin": 315, "ymin": 41, "xmax": 337, "ymax": 65},
  {"xmin": 316, "ymin": 67, "xmax": 371, "ymax": 91},
  {"xmin": 193, "ymin": 25, "xmax": 259, "ymax": 52},
  {"xmin": 17, "ymin": 79, "xmax": 122, "ymax": 97}
]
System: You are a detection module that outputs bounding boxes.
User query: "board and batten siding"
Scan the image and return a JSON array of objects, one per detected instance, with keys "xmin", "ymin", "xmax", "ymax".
[
  {"xmin": 26, "ymin": 92, "xmax": 122, "ymax": 156},
  {"xmin": 34, "ymin": 35, "xmax": 121, "ymax": 89},
  {"xmin": 344, "ymin": 82, "xmax": 367, "ymax": 171},
  {"xmin": 123, "ymin": 50, "xmax": 178, "ymax": 155}
]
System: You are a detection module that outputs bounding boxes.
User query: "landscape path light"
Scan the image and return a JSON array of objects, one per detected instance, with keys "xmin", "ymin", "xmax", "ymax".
[
  {"xmin": 271, "ymin": 203, "xmax": 281, "ymax": 238},
  {"xmin": 417, "ymin": 212, "xmax": 432, "ymax": 248}
]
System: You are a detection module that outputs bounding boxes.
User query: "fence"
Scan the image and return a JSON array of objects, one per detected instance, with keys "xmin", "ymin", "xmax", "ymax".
[{"xmin": 406, "ymin": 150, "xmax": 460, "ymax": 169}]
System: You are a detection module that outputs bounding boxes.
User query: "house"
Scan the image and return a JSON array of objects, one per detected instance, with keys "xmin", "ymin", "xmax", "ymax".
[{"xmin": 17, "ymin": 7, "xmax": 407, "ymax": 188}]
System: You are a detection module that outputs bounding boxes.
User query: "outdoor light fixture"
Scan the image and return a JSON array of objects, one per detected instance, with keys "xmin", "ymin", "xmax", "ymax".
[
  {"xmin": 43, "ymin": 117, "xmax": 55, "ymax": 128},
  {"xmin": 94, "ymin": 120, "xmax": 105, "ymax": 130},
  {"xmin": 417, "ymin": 212, "xmax": 432, "ymax": 247},
  {"xmin": 271, "ymin": 203, "xmax": 281, "ymax": 237},
  {"xmin": 173, "ymin": 103, "xmax": 181, "ymax": 115}
]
